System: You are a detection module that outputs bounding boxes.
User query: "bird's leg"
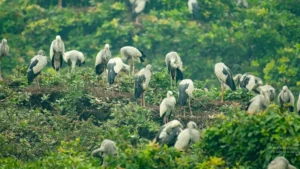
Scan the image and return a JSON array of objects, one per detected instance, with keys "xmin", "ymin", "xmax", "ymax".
[
  {"xmin": 189, "ymin": 97, "xmax": 193, "ymax": 116},
  {"xmin": 118, "ymin": 77, "xmax": 120, "ymax": 95},
  {"xmin": 132, "ymin": 60, "xmax": 135, "ymax": 77},
  {"xmin": 221, "ymin": 83, "xmax": 224, "ymax": 103},
  {"xmin": 140, "ymin": 97, "xmax": 143, "ymax": 106},
  {"xmin": 0, "ymin": 61, "xmax": 2, "ymax": 81},
  {"xmin": 170, "ymin": 72, "xmax": 172, "ymax": 88},
  {"xmin": 183, "ymin": 106, "xmax": 186, "ymax": 117},
  {"xmin": 143, "ymin": 92, "xmax": 146, "ymax": 107},
  {"xmin": 174, "ymin": 70, "xmax": 177, "ymax": 88}
]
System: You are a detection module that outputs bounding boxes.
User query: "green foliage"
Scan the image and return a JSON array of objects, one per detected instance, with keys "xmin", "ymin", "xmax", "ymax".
[
  {"xmin": 201, "ymin": 105, "xmax": 300, "ymax": 168},
  {"xmin": 1, "ymin": 0, "xmax": 300, "ymax": 90}
]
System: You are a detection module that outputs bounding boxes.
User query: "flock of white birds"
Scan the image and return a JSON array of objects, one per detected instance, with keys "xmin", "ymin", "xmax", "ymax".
[{"xmin": 0, "ymin": 32, "xmax": 298, "ymax": 168}]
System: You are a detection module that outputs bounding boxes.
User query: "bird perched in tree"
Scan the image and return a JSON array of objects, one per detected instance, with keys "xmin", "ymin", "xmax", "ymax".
[
  {"xmin": 154, "ymin": 120, "xmax": 183, "ymax": 147},
  {"xmin": 267, "ymin": 156, "xmax": 296, "ymax": 169},
  {"xmin": 174, "ymin": 121, "xmax": 200, "ymax": 151},
  {"xmin": 237, "ymin": 0, "xmax": 248, "ymax": 8},
  {"xmin": 63, "ymin": 50, "xmax": 85, "ymax": 73},
  {"xmin": 297, "ymin": 94, "xmax": 300, "ymax": 115},
  {"xmin": 135, "ymin": 64, "xmax": 152, "ymax": 107},
  {"xmin": 188, "ymin": 0, "xmax": 200, "ymax": 20},
  {"xmin": 120, "ymin": 46, "xmax": 146, "ymax": 76},
  {"xmin": 0, "ymin": 38, "xmax": 9, "ymax": 81},
  {"xmin": 131, "ymin": 0, "xmax": 147, "ymax": 25},
  {"xmin": 107, "ymin": 57, "xmax": 130, "ymax": 94},
  {"xmin": 27, "ymin": 50, "xmax": 47, "ymax": 89},
  {"xmin": 160, "ymin": 91, "xmax": 176, "ymax": 124},
  {"xmin": 178, "ymin": 79, "xmax": 194, "ymax": 116},
  {"xmin": 258, "ymin": 85, "xmax": 276, "ymax": 101},
  {"xmin": 246, "ymin": 87, "xmax": 271, "ymax": 115},
  {"xmin": 278, "ymin": 86, "xmax": 294, "ymax": 112},
  {"xmin": 50, "ymin": 35, "xmax": 65, "ymax": 71},
  {"xmin": 92, "ymin": 139, "xmax": 117, "ymax": 167},
  {"xmin": 214, "ymin": 62, "xmax": 236, "ymax": 102},
  {"xmin": 165, "ymin": 51, "xmax": 183, "ymax": 87},
  {"xmin": 95, "ymin": 44, "xmax": 111, "ymax": 82},
  {"xmin": 235, "ymin": 73, "xmax": 263, "ymax": 93}
]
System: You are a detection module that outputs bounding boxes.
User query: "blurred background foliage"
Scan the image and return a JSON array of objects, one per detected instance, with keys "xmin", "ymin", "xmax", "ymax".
[{"xmin": 1, "ymin": 0, "xmax": 300, "ymax": 90}]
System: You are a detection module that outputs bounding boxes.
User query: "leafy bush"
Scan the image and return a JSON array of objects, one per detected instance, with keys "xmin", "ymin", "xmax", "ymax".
[{"xmin": 201, "ymin": 104, "xmax": 300, "ymax": 168}]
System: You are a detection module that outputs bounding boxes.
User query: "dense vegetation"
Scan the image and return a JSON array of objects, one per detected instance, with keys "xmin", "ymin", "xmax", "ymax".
[{"xmin": 1, "ymin": 0, "xmax": 300, "ymax": 168}]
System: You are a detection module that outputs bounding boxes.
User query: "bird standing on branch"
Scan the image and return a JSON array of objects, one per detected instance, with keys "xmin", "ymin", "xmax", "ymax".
[
  {"xmin": 165, "ymin": 51, "xmax": 183, "ymax": 88},
  {"xmin": 134, "ymin": 64, "xmax": 152, "ymax": 107},
  {"xmin": 160, "ymin": 91, "xmax": 176, "ymax": 124},
  {"xmin": 0, "ymin": 38, "xmax": 9, "ymax": 81},
  {"xmin": 214, "ymin": 62, "xmax": 236, "ymax": 102},
  {"xmin": 121, "ymin": 46, "xmax": 146, "ymax": 76},
  {"xmin": 50, "ymin": 35, "xmax": 65, "ymax": 72},
  {"xmin": 27, "ymin": 50, "xmax": 47, "ymax": 89}
]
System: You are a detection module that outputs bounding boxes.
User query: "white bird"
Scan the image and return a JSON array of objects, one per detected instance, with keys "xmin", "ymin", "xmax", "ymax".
[
  {"xmin": 132, "ymin": 0, "xmax": 147, "ymax": 24},
  {"xmin": 107, "ymin": 57, "xmax": 130, "ymax": 94},
  {"xmin": 0, "ymin": 38, "xmax": 9, "ymax": 81},
  {"xmin": 174, "ymin": 121, "xmax": 200, "ymax": 151},
  {"xmin": 63, "ymin": 50, "xmax": 85, "ymax": 73},
  {"xmin": 154, "ymin": 120, "xmax": 183, "ymax": 147},
  {"xmin": 50, "ymin": 35, "xmax": 65, "ymax": 71},
  {"xmin": 236, "ymin": 73, "xmax": 263, "ymax": 93},
  {"xmin": 178, "ymin": 79, "xmax": 194, "ymax": 116},
  {"xmin": 134, "ymin": 64, "xmax": 152, "ymax": 107},
  {"xmin": 160, "ymin": 91, "xmax": 176, "ymax": 124},
  {"xmin": 188, "ymin": 0, "xmax": 200, "ymax": 19},
  {"xmin": 278, "ymin": 86, "xmax": 295, "ymax": 112},
  {"xmin": 214, "ymin": 62, "xmax": 236, "ymax": 102},
  {"xmin": 237, "ymin": 0, "xmax": 248, "ymax": 8},
  {"xmin": 120, "ymin": 46, "xmax": 146, "ymax": 76},
  {"xmin": 92, "ymin": 139, "xmax": 117, "ymax": 166},
  {"xmin": 27, "ymin": 50, "xmax": 47, "ymax": 89},
  {"xmin": 258, "ymin": 85, "xmax": 276, "ymax": 101},
  {"xmin": 267, "ymin": 156, "xmax": 296, "ymax": 169},
  {"xmin": 95, "ymin": 44, "xmax": 111, "ymax": 77},
  {"xmin": 246, "ymin": 87, "xmax": 271, "ymax": 115},
  {"xmin": 165, "ymin": 51, "xmax": 183, "ymax": 87},
  {"xmin": 297, "ymin": 94, "xmax": 300, "ymax": 114}
]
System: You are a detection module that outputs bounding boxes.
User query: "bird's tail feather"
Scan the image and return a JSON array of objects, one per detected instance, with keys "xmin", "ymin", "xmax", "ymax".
[
  {"xmin": 175, "ymin": 68, "xmax": 183, "ymax": 82},
  {"xmin": 139, "ymin": 50, "xmax": 147, "ymax": 62},
  {"xmin": 226, "ymin": 76, "xmax": 236, "ymax": 91}
]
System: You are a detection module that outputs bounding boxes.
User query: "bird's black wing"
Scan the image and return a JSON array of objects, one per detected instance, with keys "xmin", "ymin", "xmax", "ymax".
[
  {"xmin": 51, "ymin": 55, "xmax": 55, "ymax": 70},
  {"xmin": 166, "ymin": 127, "xmax": 182, "ymax": 147},
  {"xmin": 192, "ymin": 2, "xmax": 200, "ymax": 19},
  {"xmin": 222, "ymin": 67, "xmax": 236, "ymax": 91},
  {"xmin": 178, "ymin": 83, "xmax": 189, "ymax": 106},
  {"xmin": 138, "ymin": 50, "xmax": 147, "ymax": 62},
  {"xmin": 27, "ymin": 59, "xmax": 40, "ymax": 85},
  {"xmin": 107, "ymin": 62, "xmax": 117, "ymax": 85},
  {"xmin": 134, "ymin": 74, "xmax": 146, "ymax": 99},
  {"xmin": 175, "ymin": 68, "xmax": 184, "ymax": 82},
  {"xmin": 240, "ymin": 75, "xmax": 250, "ymax": 91},
  {"xmin": 154, "ymin": 125, "xmax": 166, "ymax": 144},
  {"xmin": 95, "ymin": 63, "xmax": 106, "ymax": 75}
]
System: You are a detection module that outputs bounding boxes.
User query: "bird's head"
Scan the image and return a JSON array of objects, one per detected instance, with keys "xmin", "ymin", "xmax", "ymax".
[
  {"xmin": 2, "ymin": 38, "xmax": 7, "ymax": 44},
  {"xmin": 168, "ymin": 120, "xmax": 183, "ymax": 128},
  {"xmin": 167, "ymin": 91, "xmax": 173, "ymax": 97},
  {"xmin": 37, "ymin": 50, "xmax": 46, "ymax": 56},
  {"xmin": 187, "ymin": 121, "xmax": 197, "ymax": 129},
  {"xmin": 146, "ymin": 64, "xmax": 152, "ymax": 71},
  {"xmin": 56, "ymin": 35, "xmax": 61, "ymax": 40},
  {"xmin": 104, "ymin": 44, "xmax": 110, "ymax": 50},
  {"xmin": 282, "ymin": 85, "xmax": 288, "ymax": 92}
]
